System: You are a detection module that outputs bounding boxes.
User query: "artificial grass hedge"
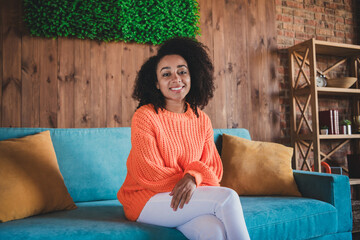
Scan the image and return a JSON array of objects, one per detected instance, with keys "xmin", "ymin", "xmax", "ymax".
[{"xmin": 23, "ymin": 0, "xmax": 200, "ymax": 45}]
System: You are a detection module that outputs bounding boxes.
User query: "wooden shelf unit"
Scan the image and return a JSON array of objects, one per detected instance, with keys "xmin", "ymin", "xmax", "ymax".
[
  {"xmin": 350, "ymin": 179, "xmax": 360, "ymax": 185},
  {"xmin": 288, "ymin": 38, "xmax": 360, "ymax": 172},
  {"xmin": 319, "ymin": 134, "xmax": 360, "ymax": 140}
]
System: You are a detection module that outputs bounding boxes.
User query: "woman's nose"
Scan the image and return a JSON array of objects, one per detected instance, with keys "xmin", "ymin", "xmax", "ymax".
[{"xmin": 172, "ymin": 73, "xmax": 182, "ymax": 82}]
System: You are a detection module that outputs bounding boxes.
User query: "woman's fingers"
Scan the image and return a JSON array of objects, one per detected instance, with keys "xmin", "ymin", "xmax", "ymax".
[
  {"xmin": 179, "ymin": 190, "xmax": 190, "ymax": 209},
  {"xmin": 170, "ymin": 174, "xmax": 196, "ymax": 211},
  {"xmin": 170, "ymin": 183, "xmax": 182, "ymax": 208},
  {"xmin": 171, "ymin": 188, "xmax": 184, "ymax": 211},
  {"xmin": 184, "ymin": 189, "xmax": 192, "ymax": 205}
]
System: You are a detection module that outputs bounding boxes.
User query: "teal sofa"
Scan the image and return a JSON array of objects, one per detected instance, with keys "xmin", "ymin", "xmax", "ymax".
[{"xmin": 0, "ymin": 127, "xmax": 353, "ymax": 239}]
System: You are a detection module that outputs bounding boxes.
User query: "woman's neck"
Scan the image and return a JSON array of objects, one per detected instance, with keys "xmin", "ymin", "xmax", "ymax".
[{"xmin": 165, "ymin": 101, "xmax": 187, "ymax": 113}]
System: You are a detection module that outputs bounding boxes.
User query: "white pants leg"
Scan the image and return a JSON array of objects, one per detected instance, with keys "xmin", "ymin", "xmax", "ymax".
[
  {"xmin": 137, "ymin": 186, "xmax": 250, "ymax": 240},
  {"xmin": 177, "ymin": 214, "xmax": 226, "ymax": 240}
]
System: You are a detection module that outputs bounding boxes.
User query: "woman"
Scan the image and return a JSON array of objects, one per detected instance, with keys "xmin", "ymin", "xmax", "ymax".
[{"xmin": 118, "ymin": 37, "xmax": 250, "ymax": 240}]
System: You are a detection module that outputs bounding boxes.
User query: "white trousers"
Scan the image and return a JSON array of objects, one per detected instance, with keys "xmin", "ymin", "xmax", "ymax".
[{"xmin": 137, "ymin": 186, "xmax": 250, "ymax": 240}]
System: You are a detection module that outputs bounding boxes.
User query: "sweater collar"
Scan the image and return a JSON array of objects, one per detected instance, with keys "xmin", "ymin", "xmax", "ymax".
[{"xmin": 159, "ymin": 103, "xmax": 196, "ymax": 120}]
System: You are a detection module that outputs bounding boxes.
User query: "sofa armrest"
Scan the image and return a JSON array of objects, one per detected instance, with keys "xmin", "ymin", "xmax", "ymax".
[{"xmin": 293, "ymin": 170, "xmax": 352, "ymax": 233}]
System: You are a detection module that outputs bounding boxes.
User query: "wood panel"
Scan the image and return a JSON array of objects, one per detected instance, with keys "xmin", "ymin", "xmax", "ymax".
[
  {"xmin": 235, "ymin": 1, "xmax": 252, "ymax": 132},
  {"xmin": 197, "ymin": 0, "xmax": 214, "ymax": 119},
  {"xmin": 58, "ymin": 38, "xmax": 75, "ymax": 128},
  {"xmin": 223, "ymin": 0, "xmax": 249, "ymax": 131},
  {"xmin": 21, "ymin": 35, "xmax": 39, "ymax": 127},
  {"xmin": 265, "ymin": 0, "xmax": 280, "ymax": 141},
  {"xmin": 211, "ymin": 0, "xmax": 227, "ymax": 129},
  {"xmin": 39, "ymin": 38, "xmax": 57, "ymax": 128},
  {"xmin": 2, "ymin": 0, "xmax": 21, "ymax": 127},
  {"xmin": 248, "ymin": 0, "xmax": 261, "ymax": 140},
  {"xmin": 0, "ymin": 0, "xmax": 280, "ymax": 142},
  {"xmin": 106, "ymin": 41, "xmax": 123, "ymax": 128},
  {"xmin": 74, "ymin": 39, "xmax": 91, "ymax": 128},
  {"xmin": 0, "ymin": 0, "xmax": 3, "ymax": 125},
  {"xmin": 121, "ymin": 43, "xmax": 150, "ymax": 126},
  {"xmin": 90, "ymin": 40, "xmax": 106, "ymax": 128},
  {"xmin": 247, "ymin": 0, "xmax": 279, "ymax": 141}
]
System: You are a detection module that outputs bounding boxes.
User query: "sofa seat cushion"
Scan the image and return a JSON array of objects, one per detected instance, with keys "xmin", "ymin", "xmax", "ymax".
[
  {"xmin": 0, "ymin": 197, "xmax": 341, "ymax": 240},
  {"xmin": 0, "ymin": 200, "xmax": 186, "ymax": 240},
  {"xmin": 241, "ymin": 196, "xmax": 338, "ymax": 240}
]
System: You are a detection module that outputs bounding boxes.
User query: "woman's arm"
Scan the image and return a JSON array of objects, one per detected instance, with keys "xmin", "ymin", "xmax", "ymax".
[
  {"xmin": 127, "ymin": 111, "xmax": 184, "ymax": 193},
  {"xmin": 184, "ymin": 115, "xmax": 223, "ymax": 186}
]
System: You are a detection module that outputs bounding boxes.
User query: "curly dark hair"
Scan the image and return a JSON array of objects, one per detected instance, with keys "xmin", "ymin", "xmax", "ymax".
[{"xmin": 132, "ymin": 37, "xmax": 215, "ymax": 117}]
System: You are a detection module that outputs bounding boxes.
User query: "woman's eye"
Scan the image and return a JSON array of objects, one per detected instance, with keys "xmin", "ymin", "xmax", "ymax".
[
  {"xmin": 162, "ymin": 72, "xmax": 171, "ymax": 77},
  {"xmin": 179, "ymin": 70, "xmax": 187, "ymax": 75}
]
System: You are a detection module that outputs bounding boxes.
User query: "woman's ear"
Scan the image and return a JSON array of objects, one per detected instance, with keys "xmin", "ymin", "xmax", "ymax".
[{"xmin": 156, "ymin": 82, "xmax": 160, "ymax": 90}]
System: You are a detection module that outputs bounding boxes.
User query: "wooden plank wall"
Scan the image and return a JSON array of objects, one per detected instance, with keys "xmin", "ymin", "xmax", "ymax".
[{"xmin": 0, "ymin": 0, "xmax": 279, "ymax": 142}]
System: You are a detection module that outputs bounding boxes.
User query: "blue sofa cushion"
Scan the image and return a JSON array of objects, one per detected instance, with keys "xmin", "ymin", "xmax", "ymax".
[
  {"xmin": 213, "ymin": 128, "xmax": 251, "ymax": 155},
  {"xmin": 0, "ymin": 200, "xmax": 186, "ymax": 240},
  {"xmin": 241, "ymin": 196, "xmax": 338, "ymax": 240},
  {"xmin": 0, "ymin": 128, "xmax": 132, "ymax": 203},
  {"xmin": 0, "ymin": 197, "xmax": 338, "ymax": 240}
]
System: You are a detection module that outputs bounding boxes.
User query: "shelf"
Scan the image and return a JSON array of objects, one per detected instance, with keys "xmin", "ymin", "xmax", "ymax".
[
  {"xmin": 319, "ymin": 134, "xmax": 360, "ymax": 140},
  {"xmin": 294, "ymin": 86, "xmax": 360, "ymax": 96},
  {"xmin": 294, "ymin": 87, "xmax": 360, "ymax": 96},
  {"xmin": 350, "ymin": 179, "xmax": 360, "ymax": 185},
  {"xmin": 288, "ymin": 38, "xmax": 360, "ymax": 57},
  {"xmin": 317, "ymin": 87, "xmax": 360, "ymax": 96},
  {"xmin": 295, "ymin": 134, "xmax": 360, "ymax": 140}
]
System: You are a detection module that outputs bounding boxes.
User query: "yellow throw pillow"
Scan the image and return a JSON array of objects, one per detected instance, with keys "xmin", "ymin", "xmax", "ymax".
[
  {"xmin": 0, "ymin": 131, "xmax": 77, "ymax": 222},
  {"xmin": 220, "ymin": 134, "xmax": 301, "ymax": 197}
]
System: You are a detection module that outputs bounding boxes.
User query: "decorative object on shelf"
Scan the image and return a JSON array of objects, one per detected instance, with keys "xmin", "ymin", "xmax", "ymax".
[
  {"xmin": 311, "ymin": 162, "xmax": 331, "ymax": 173},
  {"xmin": 326, "ymin": 77, "xmax": 357, "ymax": 88},
  {"xmin": 330, "ymin": 167, "xmax": 343, "ymax": 175},
  {"xmin": 319, "ymin": 110, "xmax": 336, "ymax": 134},
  {"xmin": 23, "ymin": 0, "xmax": 200, "ymax": 45},
  {"xmin": 340, "ymin": 119, "xmax": 352, "ymax": 135},
  {"xmin": 320, "ymin": 125, "xmax": 329, "ymax": 135},
  {"xmin": 316, "ymin": 74, "xmax": 327, "ymax": 87},
  {"xmin": 340, "ymin": 125, "xmax": 347, "ymax": 134},
  {"xmin": 354, "ymin": 115, "xmax": 360, "ymax": 133}
]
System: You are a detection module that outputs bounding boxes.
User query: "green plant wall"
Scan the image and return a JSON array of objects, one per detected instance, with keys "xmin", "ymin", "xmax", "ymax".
[{"xmin": 23, "ymin": 0, "xmax": 200, "ymax": 45}]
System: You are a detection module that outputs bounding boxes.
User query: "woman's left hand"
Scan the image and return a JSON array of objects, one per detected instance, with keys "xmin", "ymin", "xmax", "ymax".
[{"xmin": 170, "ymin": 173, "xmax": 196, "ymax": 211}]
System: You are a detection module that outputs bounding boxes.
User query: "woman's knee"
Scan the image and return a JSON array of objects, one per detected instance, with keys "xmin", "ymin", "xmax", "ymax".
[
  {"xmin": 214, "ymin": 187, "xmax": 240, "ymax": 205},
  {"xmin": 223, "ymin": 187, "xmax": 239, "ymax": 200},
  {"xmin": 211, "ymin": 187, "xmax": 243, "ymax": 216},
  {"xmin": 177, "ymin": 215, "xmax": 226, "ymax": 240}
]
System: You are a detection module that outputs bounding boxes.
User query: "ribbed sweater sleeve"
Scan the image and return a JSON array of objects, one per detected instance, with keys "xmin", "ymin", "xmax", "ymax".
[
  {"xmin": 184, "ymin": 115, "xmax": 223, "ymax": 186},
  {"xmin": 127, "ymin": 109, "xmax": 183, "ymax": 193}
]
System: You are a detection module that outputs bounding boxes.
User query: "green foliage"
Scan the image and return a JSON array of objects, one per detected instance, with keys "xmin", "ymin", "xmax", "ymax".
[
  {"xmin": 23, "ymin": 0, "xmax": 200, "ymax": 45},
  {"xmin": 340, "ymin": 119, "xmax": 352, "ymax": 126}
]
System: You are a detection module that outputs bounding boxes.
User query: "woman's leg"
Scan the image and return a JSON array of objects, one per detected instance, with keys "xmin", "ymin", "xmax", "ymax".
[
  {"xmin": 177, "ymin": 214, "xmax": 226, "ymax": 240},
  {"xmin": 137, "ymin": 186, "xmax": 250, "ymax": 240}
]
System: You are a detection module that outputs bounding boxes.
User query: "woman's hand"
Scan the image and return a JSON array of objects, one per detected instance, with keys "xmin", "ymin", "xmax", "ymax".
[{"xmin": 169, "ymin": 173, "xmax": 196, "ymax": 211}]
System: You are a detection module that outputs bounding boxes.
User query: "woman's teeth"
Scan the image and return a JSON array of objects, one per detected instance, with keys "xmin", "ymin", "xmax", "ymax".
[{"xmin": 170, "ymin": 86, "xmax": 183, "ymax": 90}]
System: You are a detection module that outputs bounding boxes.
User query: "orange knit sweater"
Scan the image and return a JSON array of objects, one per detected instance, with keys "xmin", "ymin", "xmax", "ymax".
[{"xmin": 117, "ymin": 103, "xmax": 223, "ymax": 221}]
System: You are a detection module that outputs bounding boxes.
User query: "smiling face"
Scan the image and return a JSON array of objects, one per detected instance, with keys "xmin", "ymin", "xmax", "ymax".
[{"xmin": 156, "ymin": 54, "xmax": 191, "ymax": 108}]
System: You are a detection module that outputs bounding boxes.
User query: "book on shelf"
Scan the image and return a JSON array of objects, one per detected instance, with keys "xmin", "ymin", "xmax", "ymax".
[
  {"xmin": 319, "ymin": 110, "xmax": 337, "ymax": 134},
  {"xmin": 334, "ymin": 110, "xmax": 339, "ymax": 134}
]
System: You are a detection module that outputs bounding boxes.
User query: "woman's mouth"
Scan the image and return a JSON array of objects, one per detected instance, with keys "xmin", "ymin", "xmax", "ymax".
[{"xmin": 170, "ymin": 86, "xmax": 184, "ymax": 91}]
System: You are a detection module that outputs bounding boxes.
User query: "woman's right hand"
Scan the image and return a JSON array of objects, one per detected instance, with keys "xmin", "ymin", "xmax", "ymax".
[{"xmin": 169, "ymin": 173, "xmax": 196, "ymax": 211}]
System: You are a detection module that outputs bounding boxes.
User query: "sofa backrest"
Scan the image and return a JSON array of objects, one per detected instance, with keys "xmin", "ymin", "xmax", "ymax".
[{"xmin": 0, "ymin": 127, "xmax": 250, "ymax": 203}]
